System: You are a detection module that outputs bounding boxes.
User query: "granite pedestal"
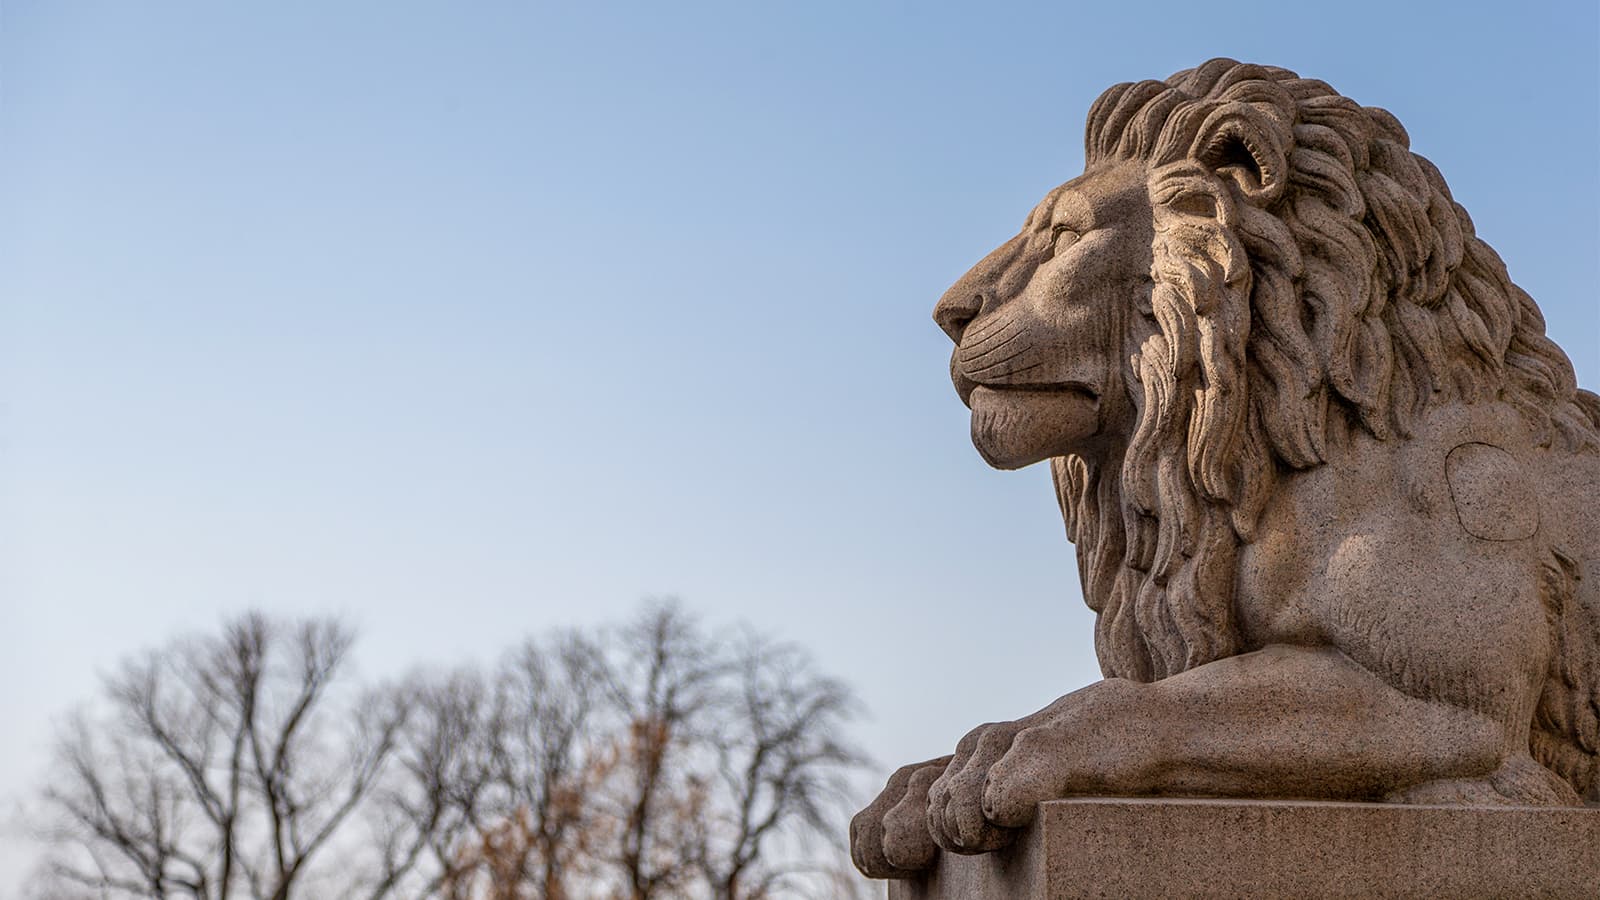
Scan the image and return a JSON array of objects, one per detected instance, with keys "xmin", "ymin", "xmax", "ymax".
[{"xmin": 887, "ymin": 799, "xmax": 1600, "ymax": 899}]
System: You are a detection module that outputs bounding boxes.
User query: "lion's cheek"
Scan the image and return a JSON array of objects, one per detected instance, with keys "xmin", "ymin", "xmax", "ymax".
[{"xmin": 969, "ymin": 386, "xmax": 1100, "ymax": 470}]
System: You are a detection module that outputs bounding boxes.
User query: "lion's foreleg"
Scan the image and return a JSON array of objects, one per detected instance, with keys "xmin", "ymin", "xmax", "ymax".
[{"xmin": 927, "ymin": 644, "xmax": 1503, "ymax": 853}]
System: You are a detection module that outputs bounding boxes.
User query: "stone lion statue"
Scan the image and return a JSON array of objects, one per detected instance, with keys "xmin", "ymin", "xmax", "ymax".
[{"xmin": 852, "ymin": 58, "xmax": 1600, "ymax": 879}]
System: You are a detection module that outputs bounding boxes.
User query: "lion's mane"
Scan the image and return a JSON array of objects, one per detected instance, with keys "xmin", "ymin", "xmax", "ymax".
[{"xmin": 1052, "ymin": 59, "xmax": 1600, "ymax": 696}]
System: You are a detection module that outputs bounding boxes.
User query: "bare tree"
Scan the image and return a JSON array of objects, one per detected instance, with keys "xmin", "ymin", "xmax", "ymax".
[
  {"xmin": 572, "ymin": 603, "xmax": 869, "ymax": 900},
  {"xmin": 439, "ymin": 631, "xmax": 611, "ymax": 900},
  {"xmin": 690, "ymin": 634, "xmax": 865, "ymax": 900},
  {"xmin": 363, "ymin": 667, "xmax": 497, "ymax": 899},
  {"xmin": 493, "ymin": 632, "xmax": 612, "ymax": 900},
  {"xmin": 594, "ymin": 602, "xmax": 724, "ymax": 900},
  {"xmin": 32, "ymin": 613, "xmax": 410, "ymax": 900},
  {"xmin": 440, "ymin": 810, "xmax": 537, "ymax": 900},
  {"xmin": 29, "ymin": 603, "xmax": 869, "ymax": 900}
]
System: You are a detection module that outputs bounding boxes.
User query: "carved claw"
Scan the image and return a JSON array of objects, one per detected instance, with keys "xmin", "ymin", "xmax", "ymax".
[
  {"xmin": 850, "ymin": 756, "xmax": 953, "ymax": 879},
  {"xmin": 983, "ymin": 724, "xmax": 1072, "ymax": 828},
  {"xmin": 926, "ymin": 721, "xmax": 1024, "ymax": 853}
]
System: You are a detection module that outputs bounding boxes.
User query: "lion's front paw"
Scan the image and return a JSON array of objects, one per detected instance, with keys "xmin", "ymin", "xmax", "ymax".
[
  {"xmin": 924, "ymin": 693, "xmax": 1102, "ymax": 853},
  {"xmin": 849, "ymin": 756, "xmax": 953, "ymax": 879},
  {"xmin": 925, "ymin": 719, "xmax": 1030, "ymax": 853}
]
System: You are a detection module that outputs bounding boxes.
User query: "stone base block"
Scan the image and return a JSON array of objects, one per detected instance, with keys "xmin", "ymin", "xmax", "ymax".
[{"xmin": 887, "ymin": 798, "xmax": 1600, "ymax": 899}]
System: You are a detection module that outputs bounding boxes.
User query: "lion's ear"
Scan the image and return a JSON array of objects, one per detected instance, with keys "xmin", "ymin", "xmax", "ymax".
[{"xmin": 1190, "ymin": 103, "xmax": 1288, "ymax": 207}]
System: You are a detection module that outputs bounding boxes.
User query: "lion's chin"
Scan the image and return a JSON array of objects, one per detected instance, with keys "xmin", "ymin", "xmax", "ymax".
[{"xmin": 969, "ymin": 385, "xmax": 1099, "ymax": 470}]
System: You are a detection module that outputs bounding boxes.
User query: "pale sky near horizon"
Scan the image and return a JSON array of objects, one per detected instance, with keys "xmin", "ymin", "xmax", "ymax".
[{"xmin": 2, "ymin": 1, "xmax": 1597, "ymax": 892}]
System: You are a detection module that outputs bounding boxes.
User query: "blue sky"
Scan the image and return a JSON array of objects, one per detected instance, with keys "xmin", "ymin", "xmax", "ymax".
[{"xmin": 2, "ymin": 1, "xmax": 1596, "ymax": 888}]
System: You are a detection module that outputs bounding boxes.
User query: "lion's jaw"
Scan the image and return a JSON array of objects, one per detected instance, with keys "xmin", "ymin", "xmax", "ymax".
[
  {"xmin": 934, "ymin": 164, "xmax": 1154, "ymax": 470},
  {"xmin": 967, "ymin": 387, "xmax": 1101, "ymax": 470}
]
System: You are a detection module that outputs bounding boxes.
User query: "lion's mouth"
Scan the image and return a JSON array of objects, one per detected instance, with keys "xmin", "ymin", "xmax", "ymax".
[{"xmin": 952, "ymin": 357, "xmax": 1097, "ymax": 409}]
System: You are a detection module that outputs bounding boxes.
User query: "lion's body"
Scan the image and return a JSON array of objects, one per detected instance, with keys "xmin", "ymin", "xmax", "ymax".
[
  {"xmin": 853, "ymin": 59, "xmax": 1600, "ymax": 880},
  {"xmin": 1235, "ymin": 401, "xmax": 1600, "ymax": 803}
]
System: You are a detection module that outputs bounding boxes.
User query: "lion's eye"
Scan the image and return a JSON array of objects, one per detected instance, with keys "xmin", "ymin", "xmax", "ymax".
[{"xmin": 1050, "ymin": 225, "xmax": 1081, "ymax": 254}]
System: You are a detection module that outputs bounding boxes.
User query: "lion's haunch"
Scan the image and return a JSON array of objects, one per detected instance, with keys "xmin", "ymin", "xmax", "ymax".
[{"xmin": 969, "ymin": 386, "xmax": 1099, "ymax": 470}]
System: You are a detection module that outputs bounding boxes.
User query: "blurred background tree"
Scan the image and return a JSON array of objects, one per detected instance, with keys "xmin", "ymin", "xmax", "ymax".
[
  {"xmin": 31, "ymin": 613, "xmax": 407, "ymax": 899},
  {"xmin": 27, "ymin": 603, "xmax": 869, "ymax": 900}
]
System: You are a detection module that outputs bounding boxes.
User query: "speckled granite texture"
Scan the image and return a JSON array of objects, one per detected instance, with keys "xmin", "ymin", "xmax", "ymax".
[{"xmin": 887, "ymin": 799, "xmax": 1600, "ymax": 899}]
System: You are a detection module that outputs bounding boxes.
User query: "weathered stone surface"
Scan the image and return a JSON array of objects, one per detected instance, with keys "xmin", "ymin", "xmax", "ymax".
[
  {"xmin": 889, "ymin": 799, "xmax": 1600, "ymax": 899},
  {"xmin": 852, "ymin": 57, "xmax": 1600, "ymax": 886}
]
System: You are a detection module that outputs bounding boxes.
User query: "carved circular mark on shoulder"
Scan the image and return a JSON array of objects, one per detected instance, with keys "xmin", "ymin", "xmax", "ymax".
[{"xmin": 1444, "ymin": 442, "xmax": 1538, "ymax": 541}]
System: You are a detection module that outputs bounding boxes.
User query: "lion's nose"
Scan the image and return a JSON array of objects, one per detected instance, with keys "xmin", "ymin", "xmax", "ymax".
[
  {"xmin": 935, "ymin": 234, "xmax": 1026, "ymax": 342},
  {"xmin": 933, "ymin": 289, "xmax": 984, "ymax": 343}
]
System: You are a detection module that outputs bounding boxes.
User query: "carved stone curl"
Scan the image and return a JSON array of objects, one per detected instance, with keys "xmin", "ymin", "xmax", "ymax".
[{"xmin": 852, "ymin": 58, "xmax": 1600, "ymax": 880}]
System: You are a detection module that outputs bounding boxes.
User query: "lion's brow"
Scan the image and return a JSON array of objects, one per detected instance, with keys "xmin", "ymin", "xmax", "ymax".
[
  {"xmin": 1023, "ymin": 186, "xmax": 1069, "ymax": 230},
  {"xmin": 1024, "ymin": 186, "xmax": 1094, "ymax": 233}
]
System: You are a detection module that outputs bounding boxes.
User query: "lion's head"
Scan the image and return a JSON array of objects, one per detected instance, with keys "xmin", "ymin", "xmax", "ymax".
[{"xmin": 934, "ymin": 58, "xmax": 1600, "ymax": 684}]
